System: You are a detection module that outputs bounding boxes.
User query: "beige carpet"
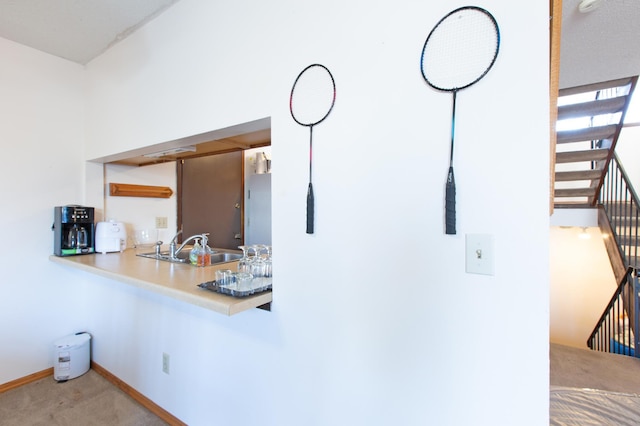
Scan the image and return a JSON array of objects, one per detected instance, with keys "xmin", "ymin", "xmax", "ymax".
[
  {"xmin": 0, "ymin": 369, "xmax": 168, "ymax": 425},
  {"xmin": 551, "ymin": 342, "xmax": 640, "ymax": 394},
  {"xmin": 550, "ymin": 343, "xmax": 640, "ymax": 425}
]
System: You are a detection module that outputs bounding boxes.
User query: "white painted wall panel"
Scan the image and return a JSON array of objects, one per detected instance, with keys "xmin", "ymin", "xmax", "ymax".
[
  {"xmin": 0, "ymin": 0, "xmax": 551, "ymax": 425},
  {"xmin": 0, "ymin": 37, "xmax": 87, "ymax": 384},
  {"xmin": 83, "ymin": 0, "xmax": 551, "ymax": 424}
]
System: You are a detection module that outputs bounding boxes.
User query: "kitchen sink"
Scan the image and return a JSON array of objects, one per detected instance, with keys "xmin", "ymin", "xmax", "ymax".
[{"xmin": 136, "ymin": 248, "xmax": 243, "ymax": 266}]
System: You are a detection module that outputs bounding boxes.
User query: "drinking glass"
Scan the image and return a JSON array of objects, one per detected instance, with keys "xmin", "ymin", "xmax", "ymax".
[
  {"xmin": 249, "ymin": 244, "xmax": 266, "ymax": 282},
  {"xmin": 235, "ymin": 272, "xmax": 254, "ymax": 292},
  {"xmin": 215, "ymin": 269, "xmax": 233, "ymax": 285},
  {"xmin": 263, "ymin": 245, "xmax": 272, "ymax": 285},
  {"xmin": 237, "ymin": 245, "xmax": 251, "ymax": 273},
  {"xmin": 134, "ymin": 229, "xmax": 158, "ymax": 253}
]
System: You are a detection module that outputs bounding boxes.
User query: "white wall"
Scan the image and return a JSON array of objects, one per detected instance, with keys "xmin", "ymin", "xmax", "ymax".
[
  {"xmin": 616, "ymin": 125, "xmax": 640, "ymax": 188},
  {"xmin": 550, "ymin": 226, "xmax": 617, "ymax": 348},
  {"xmin": 0, "ymin": 0, "xmax": 550, "ymax": 425},
  {"xmin": 103, "ymin": 162, "xmax": 177, "ymax": 246},
  {"xmin": 81, "ymin": 1, "xmax": 551, "ymax": 425},
  {"xmin": 0, "ymin": 38, "xmax": 89, "ymax": 384}
]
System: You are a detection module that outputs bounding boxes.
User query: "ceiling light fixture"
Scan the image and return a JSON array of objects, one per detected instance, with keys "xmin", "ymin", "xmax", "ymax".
[
  {"xmin": 142, "ymin": 146, "xmax": 197, "ymax": 158},
  {"xmin": 578, "ymin": 227, "xmax": 592, "ymax": 239},
  {"xmin": 578, "ymin": 0, "xmax": 603, "ymax": 13}
]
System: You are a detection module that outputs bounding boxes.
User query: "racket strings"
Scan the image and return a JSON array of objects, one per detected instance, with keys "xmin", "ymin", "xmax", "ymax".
[
  {"xmin": 290, "ymin": 65, "xmax": 336, "ymax": 126},
  {"xmin": 421, "ymin": 9, "xmax": 499, "ymax": 91}
]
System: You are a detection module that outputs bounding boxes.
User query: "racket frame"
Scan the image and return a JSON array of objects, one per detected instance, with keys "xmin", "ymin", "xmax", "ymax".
[
  {"xmin": 289, "ymin": 63, "xmax": 337, "ymax": 234},
  {"xmin": 419, "ymin": 6, "xmax": 500, "ymax": 235}
]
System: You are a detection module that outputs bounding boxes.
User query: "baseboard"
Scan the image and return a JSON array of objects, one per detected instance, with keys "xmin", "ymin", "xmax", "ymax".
[
  {"xmin": 91, "ymin": 361, "xmax": 186, "ymax": 426},
  {"xmin": 0, "ymin": 367, "xmax": 53, "ymax": 394}
]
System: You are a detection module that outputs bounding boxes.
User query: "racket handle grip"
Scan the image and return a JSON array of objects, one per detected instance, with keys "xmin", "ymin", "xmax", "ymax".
[
  {"xmin": 306, "ymin": 183, "xmax": 314, "ymax": 234},
  {"xmin": 445, "ymin": 167, "xmax": 456, "ymax": 235}
]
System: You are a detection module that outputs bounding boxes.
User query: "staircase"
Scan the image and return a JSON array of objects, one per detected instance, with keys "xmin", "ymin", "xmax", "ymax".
[
  {"xmin": 554, "ymin": 76, "xmax": 638, "ymax": 208},
  {"xmin": 576, "ymin": 76, "xmax": 640, "ymax": 356},
  {"xmin": 587, "ymin": 153, "xmax": 640, "ymax": 356}
]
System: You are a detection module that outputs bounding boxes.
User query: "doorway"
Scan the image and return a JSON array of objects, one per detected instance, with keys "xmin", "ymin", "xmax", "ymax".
[{"xmin": 177, "ymin": 151, "xmax": 243, "ymax": 250}]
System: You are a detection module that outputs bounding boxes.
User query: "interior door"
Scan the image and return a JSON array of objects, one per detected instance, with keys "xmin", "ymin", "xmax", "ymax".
[{"xmin": 178, "ymin": 151, "xmax": 243, "ymax": 250}]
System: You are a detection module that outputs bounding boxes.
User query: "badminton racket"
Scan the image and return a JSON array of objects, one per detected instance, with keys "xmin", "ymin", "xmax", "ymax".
[
  {"xmin": 420, "ymin": 6, "xmax": 500, "ymax": 235},
  {"xmin": 290, "ymin": 64, "xmax": 336, "ymax": 234}
]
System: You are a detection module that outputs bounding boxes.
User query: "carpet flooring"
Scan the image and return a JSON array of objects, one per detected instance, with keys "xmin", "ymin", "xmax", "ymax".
[
  {"xmin": 3, "ymin": 345, "xmax": 636, "ymax": 425},
  {"xmin": 551, "ymin": 342, "xmax": 640, "ymax": 394},
  {"xmin": 0, "ymin": 369, "xmax": 167, "ymax": 425}
]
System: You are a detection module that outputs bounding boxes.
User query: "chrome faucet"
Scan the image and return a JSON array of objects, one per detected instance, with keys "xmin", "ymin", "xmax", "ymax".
[
  {"xmin": 168, "ymin": 229, "xmax": 183, "ymax": 258},
  {"xmin": 169, "ymin": 230, "xmax": 209, "ymax": 259}
]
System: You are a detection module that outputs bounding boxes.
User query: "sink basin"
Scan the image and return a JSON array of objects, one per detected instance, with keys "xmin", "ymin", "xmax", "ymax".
[
  {"xmin": 136, "ymin": 248, "xmax": 242, "ymax": 266},
  {"xmin": 209, "ymin": 252, "xmax": 244, "ymax": 263}
]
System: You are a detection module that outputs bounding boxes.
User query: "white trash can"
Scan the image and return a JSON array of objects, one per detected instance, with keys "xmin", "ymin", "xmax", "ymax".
[{"xmin": 53, "ymin": 332, "xmax": 91, "ymax": 381}]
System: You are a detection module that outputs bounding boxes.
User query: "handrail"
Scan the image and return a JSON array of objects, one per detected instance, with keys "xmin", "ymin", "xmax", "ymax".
[
  {"xmin": 600, "ymin": 153, "xmax": 640, "ymax": 269},
  {"xmin": 587, "ymin": 267, "xmax": 636, "ymax": 356},
  {"xmin": 612, "ymin": 153, "xmax": 640, "ymax": 205}
]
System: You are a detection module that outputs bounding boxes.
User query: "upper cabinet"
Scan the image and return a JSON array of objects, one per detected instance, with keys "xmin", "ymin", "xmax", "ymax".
[
  {"xmin": 92, "ymin": 117, "xmax": 271, "ymax": 167},
  {"xmin": 112, "ymin": 127, "xmax": 271, "ymax": 167}
]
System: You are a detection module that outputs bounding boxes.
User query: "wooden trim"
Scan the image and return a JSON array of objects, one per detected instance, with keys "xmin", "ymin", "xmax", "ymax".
[
  {"xmin": 176, "ymin": 160, "xmax": 183, "ymax": 244},
  {"xmin": 0, "ymin": 368, "xmax": 52, "ymax": 394},
  {"xmin": 91, "ymin": 362, "xmax": 186, "ymax": 426},
  {"xmin": 549, "ymin": 0, "xmax": 563, "ymax": 215},
  {"xmin": 109, "ymin": 183, "xmax": 173, "ymax": 198}
]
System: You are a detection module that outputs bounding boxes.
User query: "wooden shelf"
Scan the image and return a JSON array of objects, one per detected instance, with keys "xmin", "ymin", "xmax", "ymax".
[{"xmin": 109, "ymin": 183, "xmax": 173, "ymax": 198}]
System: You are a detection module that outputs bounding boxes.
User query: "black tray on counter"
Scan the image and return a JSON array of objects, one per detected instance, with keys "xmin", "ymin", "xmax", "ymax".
[{"xmin": 198, "ymin": 279, "xmax": 272, "ymax": 298}]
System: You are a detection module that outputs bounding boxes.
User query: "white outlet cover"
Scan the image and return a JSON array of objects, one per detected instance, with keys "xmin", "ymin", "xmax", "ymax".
[{"xmin": 465, "ymin": 234, "xmax": 494, "ymax": 276}]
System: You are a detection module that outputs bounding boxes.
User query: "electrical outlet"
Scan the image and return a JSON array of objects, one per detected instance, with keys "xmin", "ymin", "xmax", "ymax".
[
  {"xmin": 155, "ymin": 217, "xmax": 168, "ymax": 229},
  {"xmin": 162, "ymin": 352, "xmax": 170, "ymax": 374}
]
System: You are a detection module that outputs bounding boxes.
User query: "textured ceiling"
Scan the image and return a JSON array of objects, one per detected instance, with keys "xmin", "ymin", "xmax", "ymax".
[
  {"xmin": 0, "ymin": 1, "xmax": 636, "ymax": 87},
  {"xmin": 559, "ymin": 0, "xmax": 640, "ymax": 89},
  {"xmin": 0, "ymin": 0, "xmax": 180, "ymax": 64}
]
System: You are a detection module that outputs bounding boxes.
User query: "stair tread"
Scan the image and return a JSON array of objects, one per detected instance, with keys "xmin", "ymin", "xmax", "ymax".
[
  {"xmin": 556, "ymin": 148, "xmax": 610, "ymax": 163},
  {"xmin": 554, "ymin": 203, "xmax": 593, "ymax": 208},
  {"xmin": 557, "ymin": 97, "xmax": 627, "ymax": 120},
  {"xmin": 557, "ymin": 125, "xmax": 618, "ymax": 144},
  {"xmin": 555, "ymin": 188, "xmax": 598, "ymax": 197},
  {"xmin": 555, "ymin": 169, "xmax": 603, "ymax": 181}
]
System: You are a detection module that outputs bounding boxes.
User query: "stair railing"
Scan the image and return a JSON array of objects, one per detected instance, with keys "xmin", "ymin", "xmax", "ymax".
[
  {"xmin": 589, "ymin": 152, "xmax": 640, "ymax": 356},
  {"xmin": 587, "ymin": 267, "xmax": 638, "ymax": 357},
  {"xmin": 600, "ymin": 153, "xmax": 640, "ymax": 269}
]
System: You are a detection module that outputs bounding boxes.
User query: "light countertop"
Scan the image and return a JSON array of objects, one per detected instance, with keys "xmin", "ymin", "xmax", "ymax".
[{"xmin": 49, "ymin": 249, "xmax": 272, "ymax": 316}]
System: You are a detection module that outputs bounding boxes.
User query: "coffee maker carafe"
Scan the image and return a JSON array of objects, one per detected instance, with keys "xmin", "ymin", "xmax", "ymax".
[{"xmin": 53, "ymin": 205, "xmax": 95, "ymax": 256}]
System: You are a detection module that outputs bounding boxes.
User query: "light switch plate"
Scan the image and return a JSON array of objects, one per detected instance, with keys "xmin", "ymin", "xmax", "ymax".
[{"xmin": 465, "ymin": 234, "xmax": 494, "ymax": 276}]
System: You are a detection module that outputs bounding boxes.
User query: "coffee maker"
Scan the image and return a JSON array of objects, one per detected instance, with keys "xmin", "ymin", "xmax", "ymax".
[{"xmin": 53, "ymin": 205, "xmax": 95, "ymax": 256}]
